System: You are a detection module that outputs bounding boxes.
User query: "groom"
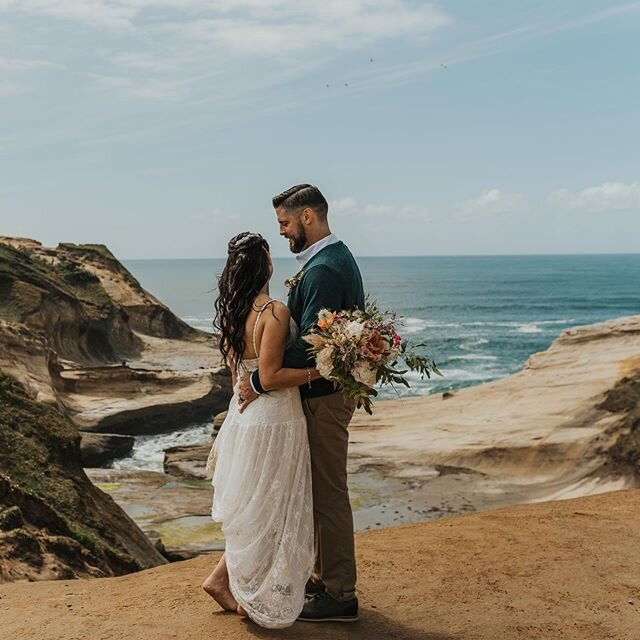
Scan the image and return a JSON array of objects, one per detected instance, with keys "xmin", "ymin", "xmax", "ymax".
[{"xmin": 238, "ymin": 184, "xmax": 364, "ymax": 623}]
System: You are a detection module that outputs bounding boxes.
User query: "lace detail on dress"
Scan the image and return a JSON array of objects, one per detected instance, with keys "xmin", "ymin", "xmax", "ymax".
[{"xmin": 206, "ymin": 306, "xmax": 312, "ymax": 629}]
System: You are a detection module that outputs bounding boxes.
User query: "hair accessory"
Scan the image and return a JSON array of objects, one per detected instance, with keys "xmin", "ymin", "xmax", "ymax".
[{"xmin": 228, "ymin": 232, "xmax": 266, "ymax": 256}]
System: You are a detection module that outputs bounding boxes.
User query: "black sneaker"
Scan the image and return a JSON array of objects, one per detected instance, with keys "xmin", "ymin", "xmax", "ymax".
[
  {"xmin": 298, "ymin": 591, "xmax": 359, "ymax": 623},
  {"xmin": 305, "ymin": 578, "xmax": 325, "ymax": 598}
]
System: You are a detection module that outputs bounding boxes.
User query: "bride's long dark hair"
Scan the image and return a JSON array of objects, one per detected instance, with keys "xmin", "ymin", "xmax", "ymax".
[{"xmin": 213, "ymin": 232, "xmax": 271, "ymax": 369}]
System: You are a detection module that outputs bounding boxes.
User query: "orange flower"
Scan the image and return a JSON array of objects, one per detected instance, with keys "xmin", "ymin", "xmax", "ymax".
[{"xmin": 317, "ymin": 309, "xmax": 336, "ymax": 330}]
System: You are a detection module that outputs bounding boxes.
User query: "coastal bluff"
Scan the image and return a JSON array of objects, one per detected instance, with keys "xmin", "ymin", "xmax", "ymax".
[
  {"xmin": 0, "ymin": 237, "xmax": 232, "ymax": 580},
  {"xmin": 0, "ymin": 236, "xmax": 232, "ymax": 435},
  {"xmin": 1, "ymin": 488, "xmax": 638, "ymax": 640},
  {"xmin": 347, "ymin": 314, "xmax": 640, "ymax": 511}
]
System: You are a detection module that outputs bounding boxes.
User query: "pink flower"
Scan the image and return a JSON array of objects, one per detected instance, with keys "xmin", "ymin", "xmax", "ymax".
[{"xmin": 363, "ymin": 331, "xmax": 385, "ymax": 363}]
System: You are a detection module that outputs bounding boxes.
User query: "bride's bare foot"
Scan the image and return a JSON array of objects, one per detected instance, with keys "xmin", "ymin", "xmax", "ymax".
[
  {"xmin": 201, "ymin": 575, "xmax": 238, "ymax": 612},
  {"xmin": 237, "ymin": 604, "xmax": 248, "ymax": 617}
]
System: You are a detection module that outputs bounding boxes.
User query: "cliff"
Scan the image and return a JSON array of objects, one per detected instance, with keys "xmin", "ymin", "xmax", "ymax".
[
  {"xmin": 0, "ymin": 372, "xmax": 167, "ymax": 582},
  {"xmin": 0, "ymin": 237, "xmax": 231, "ymax": 434},
  {"xmin": 347, "ymin": 314, "xmax": 640, "ymax": 510}
]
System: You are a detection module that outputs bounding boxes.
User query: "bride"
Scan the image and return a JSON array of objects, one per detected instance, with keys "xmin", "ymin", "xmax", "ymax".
[{"xmin": 201, "ymin": 232, "xmax": 321, "ymax": 629}]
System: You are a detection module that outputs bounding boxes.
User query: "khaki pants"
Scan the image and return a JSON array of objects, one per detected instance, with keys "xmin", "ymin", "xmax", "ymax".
[{"xmin": 302, "ymin": 392, "xmax": 358, "ymax": 602}]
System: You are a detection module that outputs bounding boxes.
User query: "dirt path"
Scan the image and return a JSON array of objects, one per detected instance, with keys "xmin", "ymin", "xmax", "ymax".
[{"xmin": 2, "ymin": 489, "xmax": 639, "ymax": 640}]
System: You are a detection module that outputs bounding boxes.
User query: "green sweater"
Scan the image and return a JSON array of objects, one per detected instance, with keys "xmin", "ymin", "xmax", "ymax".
[{"xmin": 283, "ymin": 241, "xmax": 365, "ymax": 398}]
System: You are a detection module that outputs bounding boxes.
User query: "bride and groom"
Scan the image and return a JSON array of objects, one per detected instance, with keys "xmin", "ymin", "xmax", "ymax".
[{"xmin": 202, "ymin": 184, "xmax": 365, "ymax": 628}]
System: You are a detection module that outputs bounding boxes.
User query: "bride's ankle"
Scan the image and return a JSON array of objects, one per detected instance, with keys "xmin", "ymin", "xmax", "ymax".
[{"xmin": 202, "ymin": 575, "xmax": 227, "ymax": 590}]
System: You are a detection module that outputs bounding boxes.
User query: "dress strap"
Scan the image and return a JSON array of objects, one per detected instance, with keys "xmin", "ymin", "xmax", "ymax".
[{"xmin": 252, "ymin": 299, "xmax": 275, "ymax": 358}]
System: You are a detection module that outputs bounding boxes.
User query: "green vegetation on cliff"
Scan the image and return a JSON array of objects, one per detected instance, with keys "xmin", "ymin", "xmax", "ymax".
[
  {"xmin": 599, "ymin": 372, "xmax": 640, "ymax": 475},
  {"xmin": 0, "ymin": 242, "xmax": 141, "ymax": 363},
  {"xmin": 0, "ymin": 243, "xmax": 111, "ymax": 317},
  {"xmin": 0, "ymin": 372, "xmax": 166, "ymax": 582}
]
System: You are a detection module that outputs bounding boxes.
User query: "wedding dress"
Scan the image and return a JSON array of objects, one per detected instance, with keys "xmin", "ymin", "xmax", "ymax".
[{"xmin": 205, "ymin": 300, "xmax": 314, "ymax": 629}]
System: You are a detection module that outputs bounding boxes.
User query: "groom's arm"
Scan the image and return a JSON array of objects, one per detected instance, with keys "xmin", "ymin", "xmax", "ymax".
[
  {"xmin": 247, "ymin": 264, "xmax": 343, "ymax": 397},
  {"xmin": 283, "ymin": 264, "xmax": 345, "ymax": 368}
]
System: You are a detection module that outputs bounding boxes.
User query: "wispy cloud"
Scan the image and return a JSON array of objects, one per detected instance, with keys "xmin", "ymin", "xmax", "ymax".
[
  {"xmin": 549, "ymin": 181, "xmax": 640, "ymax": 212},
  {"xmin": 457, "ymin": 189, "xmax": 527, "ymax": 218},
  {"xmin": 331, "ymin": 197, "xmax": 430, "ymax": 222}
]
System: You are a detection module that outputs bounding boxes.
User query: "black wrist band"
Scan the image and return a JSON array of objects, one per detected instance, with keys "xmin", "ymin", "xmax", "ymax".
[{"xmin": 250, "ymin": 369, "xmax": 267, "ymax": 395}]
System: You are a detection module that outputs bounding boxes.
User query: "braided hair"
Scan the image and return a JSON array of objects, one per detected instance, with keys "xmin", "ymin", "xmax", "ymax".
[{"xmin": 213, "ymin": 232, "xmax": 271, "ymax": 369}]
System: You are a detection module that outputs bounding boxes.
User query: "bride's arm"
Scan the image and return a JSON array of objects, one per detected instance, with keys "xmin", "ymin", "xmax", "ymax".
[
  {"xmin": 258, "ymin": 302, "xmax": 321, "ymax": 391},
  {"xmin": 224, "ymin": 346, "xmax": 239, "ymax": 388}
]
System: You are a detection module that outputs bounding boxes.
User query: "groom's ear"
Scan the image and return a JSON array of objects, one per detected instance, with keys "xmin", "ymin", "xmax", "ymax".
[{"xmin": 301, "ymin": 207, "xmax": 315, "ymax": 225}]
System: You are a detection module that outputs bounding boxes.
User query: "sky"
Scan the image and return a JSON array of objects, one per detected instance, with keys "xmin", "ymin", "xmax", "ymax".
[{"xmin": 1, "ymin": 0, "xmax": 639, "ymax": 259}]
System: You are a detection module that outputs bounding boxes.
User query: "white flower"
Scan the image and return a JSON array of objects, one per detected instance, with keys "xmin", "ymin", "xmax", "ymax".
[
  {"xmin": 316, "ymin": 346, "xmax": 335, "ymax": 379},
  {"xmin": 352, "ymin": 360, "xmax": 377, "ymax": 387},
  {"xmin": 345, "ymin": 320, "xmax": 365, "ymax": 336}
]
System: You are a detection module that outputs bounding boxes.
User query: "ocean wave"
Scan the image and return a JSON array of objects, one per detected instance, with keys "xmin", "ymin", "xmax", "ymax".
[
  {"xmin": 447, "ymin": 354, "xmax": 499, "ymax": 361},
  {"xmin": 460, "ymin": 338, "xmax": 489, "ymax": 350},
  {"xmin": 399, "ymin": 317, "xmax": 428, "ymax": 333},
  {"xmin": 399, "ymin": 366, "xmax": 506, "ymax": 384},
  {"xmin": 515, "ymin": 323, "xmax": 543, "ymax": 334},
  {"xmin": 463, "ymin": 319, "xmax": 576, "ymax": 328}
]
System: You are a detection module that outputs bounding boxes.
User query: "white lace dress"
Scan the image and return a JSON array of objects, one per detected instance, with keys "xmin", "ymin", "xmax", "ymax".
[{"xmin": 205, "ymin": 311, "xmax": 314, "ymax": 629}]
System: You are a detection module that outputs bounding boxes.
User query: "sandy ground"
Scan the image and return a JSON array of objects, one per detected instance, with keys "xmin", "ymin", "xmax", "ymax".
[{"xmin": 1, "ymin": 489, "xmax": 639, "ymax": 640}]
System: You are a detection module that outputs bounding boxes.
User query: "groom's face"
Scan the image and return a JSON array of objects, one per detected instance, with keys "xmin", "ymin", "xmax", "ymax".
[{"xmin": 276, "ymin": 207, "xmax": 307, "ymax": 254}]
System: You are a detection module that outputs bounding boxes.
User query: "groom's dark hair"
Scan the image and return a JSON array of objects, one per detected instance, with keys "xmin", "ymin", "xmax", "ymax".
[{"xmin": 273, "ymin": 184, "xmax": 328, "ymax": 221}]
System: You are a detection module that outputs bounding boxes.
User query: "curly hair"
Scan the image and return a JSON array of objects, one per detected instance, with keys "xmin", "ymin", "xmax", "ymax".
[{"xmin": 213, "ymin": 232, "xmax": 271, "ymax": 369}]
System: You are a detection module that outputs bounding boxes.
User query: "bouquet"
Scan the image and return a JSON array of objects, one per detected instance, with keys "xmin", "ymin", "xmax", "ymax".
[{"xmin": 303, "ymin": 299, "xmax": 441, "ymax": 414}]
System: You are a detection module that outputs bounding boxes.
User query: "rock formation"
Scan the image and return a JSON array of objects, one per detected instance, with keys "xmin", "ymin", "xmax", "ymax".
[
  {"xmin": 0, "ymin": 372, "xmax": 167, "ymax": 582},
  {"xmin": 0, "ymin": 236, "xmax": 233, "ymax": 581},
  {"xmin": 0, "ymin": 237, "xmax": 232, "ymax": 435}
]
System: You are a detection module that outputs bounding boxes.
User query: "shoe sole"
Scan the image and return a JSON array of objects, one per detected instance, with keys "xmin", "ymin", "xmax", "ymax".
[{"xmin": 298, "ymin": 615, "xmax": 360, "ymax": 623}]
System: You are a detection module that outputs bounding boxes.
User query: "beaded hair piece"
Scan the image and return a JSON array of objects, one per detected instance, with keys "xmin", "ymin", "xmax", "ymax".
[{"xmin": 227, "ymin": 232, "xmax": 267, "ymax": 256}]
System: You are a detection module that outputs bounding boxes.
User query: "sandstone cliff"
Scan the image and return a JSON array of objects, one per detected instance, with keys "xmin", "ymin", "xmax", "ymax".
[
  {"xmin": 0, "ymin": 372, "xmax": 167, "ymax": 582},
  {"xmin": 0, "ymin": 236, "xmax": 232, "ymax": 581},
  {"xmin": 0, "ymin": 237, "xmax": 231, "ymax": 434}
]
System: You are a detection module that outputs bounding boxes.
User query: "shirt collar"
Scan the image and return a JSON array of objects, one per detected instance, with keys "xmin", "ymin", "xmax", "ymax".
[{"xmin": 295, "ymin": 233, "xmax": 339, "ymax": 267}]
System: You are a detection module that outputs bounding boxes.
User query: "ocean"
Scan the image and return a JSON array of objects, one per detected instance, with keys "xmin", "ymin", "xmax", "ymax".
[{"xmin": 112, "ymin": 254, "xmax": 640, "ymax": 471}]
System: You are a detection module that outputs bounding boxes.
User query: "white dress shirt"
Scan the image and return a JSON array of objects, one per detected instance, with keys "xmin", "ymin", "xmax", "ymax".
[{"xmin": 295, "ymin": 233, "xmax": 339, "ymax": 267}]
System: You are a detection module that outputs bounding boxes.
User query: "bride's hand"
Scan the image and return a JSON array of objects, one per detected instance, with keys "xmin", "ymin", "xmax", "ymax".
[{"xmin": 238, "ymin": 373, "xmax": 259, "ymax": 413}]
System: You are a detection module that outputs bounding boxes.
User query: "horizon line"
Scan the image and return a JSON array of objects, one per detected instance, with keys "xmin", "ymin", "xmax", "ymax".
[{"xmin": 122, "ymin": 251, "xmax": 640, "ymax": 261}]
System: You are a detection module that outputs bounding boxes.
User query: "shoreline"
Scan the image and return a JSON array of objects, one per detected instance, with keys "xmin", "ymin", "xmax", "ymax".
[{"xmin": 89, "ymin": 314, "xmax": 640, "ymax": 556}]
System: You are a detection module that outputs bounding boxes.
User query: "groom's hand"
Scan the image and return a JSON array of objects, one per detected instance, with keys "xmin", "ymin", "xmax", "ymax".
[{"xmin": 238, "ymin": 373, "xmax": 259, "ymax": 413}]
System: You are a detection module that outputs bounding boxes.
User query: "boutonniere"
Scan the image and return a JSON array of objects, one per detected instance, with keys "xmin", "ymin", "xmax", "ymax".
[{"xmin": 285, "ymin": 269, "xmax": 304, "ymax": 292}]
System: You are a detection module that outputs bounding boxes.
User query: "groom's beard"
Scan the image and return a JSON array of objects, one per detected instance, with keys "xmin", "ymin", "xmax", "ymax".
[{"xmin": 288, "ymin": 225, "xmax": 307, "ymax": 253}]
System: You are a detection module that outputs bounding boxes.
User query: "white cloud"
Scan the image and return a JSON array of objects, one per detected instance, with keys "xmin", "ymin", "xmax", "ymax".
[
  {"xmin": 549, "ymin": 182, "xmax": 640, "ymax": 212},
  {"xmin": 457, "ymin": 189, "xmax": 526, "ymax": 217},
  {"xmin": 330, "ymin": 197, "xmax": 429, "ymax": 222},
  {"xmin": 0, "ymin": 57, "xmax": 63, "ymax": 71},
  {"xmin": 0, "ymin": 1, "xmax": 451, "ymax": 49},
  {"xmin": 0, "ymin": 1, "xmax": 451, "ymax": 106}
]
